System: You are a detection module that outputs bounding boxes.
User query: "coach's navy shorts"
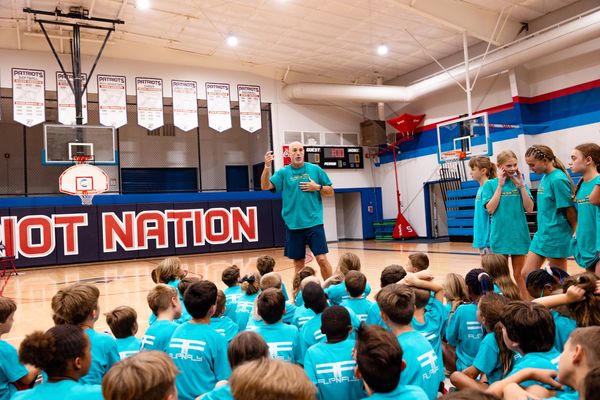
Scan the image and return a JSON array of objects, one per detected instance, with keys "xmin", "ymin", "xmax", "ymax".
[{"xmin": 284, "ymin": 224, "xmax": 328, "ymax": 260}]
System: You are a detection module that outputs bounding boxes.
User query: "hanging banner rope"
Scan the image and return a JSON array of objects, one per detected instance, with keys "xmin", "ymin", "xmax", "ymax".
[
  {"xmin": 172, "ymin": 80, "xmax": 198, "ymax": 132},
  {"xmin": 98, "ymin": 74, "xmax": 127, "ymax": 129},
  {"xmin": 12, "ymin": 68, "xmax": 45, "ymax": 127},
  {"xmin": 237, "ymin": 84, "xmax": 262, "ymax": 133},
  {"xmin": 57, "ymin": 72, "xmax": 88, "ymax": 125},
  {"xmin": 206, "ymin": 82, "xmax": 232, "ymax": 133},
  {"xmin": 136, "ymin": 77, "xmax": 164, "ymax": 130}
]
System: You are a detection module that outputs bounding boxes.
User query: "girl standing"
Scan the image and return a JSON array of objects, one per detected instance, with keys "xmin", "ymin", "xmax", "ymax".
[
  {"xmin": 482, "ymin": 150, "xmax": 534, "ymax": 298},
  {"xmin": 469, "ymin": 156, "xmax": 497, "ymax": 254}
]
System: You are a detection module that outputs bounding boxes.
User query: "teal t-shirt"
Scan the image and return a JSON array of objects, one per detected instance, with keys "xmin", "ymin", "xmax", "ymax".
[
  {"xmin": 141, "ymin": 319, "xmax": 178, "ymax": 351},
  {"xmin": 551, "ymin": 310, "xmax": 576, "ymax": 353},
  {"xmin": 530, "ymin": 169, "xmax": 574, "ymax": 258},
  {"xmin": 362, "ymin": 384, "xmax": 428, "ymax": 400},
  {"xmin": 411, "ymin": 298, "xmax": 446, "ymax": 383},
  {"xmin": 571, "ymin": 175, "xmax": 600, "ymax": 269},
  {"xmin": 397, "ymin": 331, "xmax": 441, "ymax": 400},
  {"xmin": 10, "ymin": 380, "xmax": 103, "ymax": 400},
  {"xmin": 116, "ymin": 336, "xmax": 141, "ymax": 360},
  {"xmin": 0, "ymin": 340, "xmax": 27, "ymax": 400},
  {"xmin": 223, "ymin": 286, "xmax": 242, "ymax": 323},
  {"xmin": 210, "ymin": 316, "xmax": 239, "ymax": 343},
  {"xmin": 365, "ymin": 302, "xmax": 390, "ymax": 331},
  {"xmin": 472, "ymin": 332, "xmax": 504, "ymax": 384},
  {"xmin": 234, "ymin": 292, "xmax": 259, "ymax": 331},
  {"xmin": 292, "ymin": 306, "xmax": 316, "ymax": 329},
  {"xmin": 340, "ymin": 297, "xmax": 374, "ymax": 322},
  {"xmin": 324, "ymin": 282, "xmax": 372, "ymax": 306},
  {"xmin": 167, "ymin": 322, "xmax": 231, "ymax": 400},
  {"xmin": 283, "ymin": 301, "xmax": 297, "ymax": 324},
  {"xmin": 270, "ymin": 162, "xmax": 333, "ymax": 230},
  {"xmin": 299, "ymin": 310, "xmax": 360, "ymax": 361},
  {"xmin": 303, "ymin": 338, "xmax": 365, "ymax": 400},
  {"xmin": 481, "ymin": 178, "xmax": 532, "ymax": 255},
  {"xmin": 80, "ymin": 328, "xmax": 119, "ymax": 385},
  {"xmin": 508, "ymin": 349, "xmax": 560, "ymax": 388},
  {"xmin": 256, "ymin": 321, "xmax": 302, "ymax": 363},
  {"xmin": 473, "ymin": 185, "xmax": 491, "ymax": 249},
  {"xmin": 445, "ymin": 303, "xmax": 484, "ymax": 371},
  {"xmin": 202, "ymin": 383, "xmax": 233, "ymax": 400}
]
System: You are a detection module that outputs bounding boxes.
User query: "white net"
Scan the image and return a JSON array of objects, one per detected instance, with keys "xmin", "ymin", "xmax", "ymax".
[{"xmin": 78, "ymin": 193, "xmax": 95, "ymax": 206}]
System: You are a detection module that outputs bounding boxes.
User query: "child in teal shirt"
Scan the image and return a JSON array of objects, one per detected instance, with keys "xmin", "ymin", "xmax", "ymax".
[
  {"xmin": 141, "ymin": 284, "xmax": 182, "ymax": 351},
  {"xmin": 354, "ymin": 324, "xmax": 428, "ymax": 400},
  {"xmin": 324, "ymin": 253, "xmax": 372, "ymax": 305},
  {"xmin": 235, "ymin": 273, "xmax": 261, "ymax": 331},
  {"xmin": 469, "ymin": 156, "xmax": 496, "ymax": 254},
  {"xmin": 105, "ymin": 305, "xmax": 140, "ymax": 360},
  {"xmin": 222, "ymin": 265, "xmax": 242, "ymax": 323},
  {"xmin": 340, "ymin": 271, "xmax": 374, "ymax": 322},
  {"xmin": 167, "ymin": 281, "xmax": 230, "ymax": 400},
  {"xmin": 13, "ymin": 324, "xmax": 102, "ymax": 400},
  {"xmin": 304, "ymin": 306, "xmax": 365, "ymax": 400},
  {"xmin": 365, "ymin": 264, "xmax": 407, "ymax": 330},
  {"xmin": 210, "ymin": 290, "xmax": 239, "ymax": 343},
  {"xmin": 255, "ymin": 289, "xmax": 302, "ymax": 363},
  {"xmin": 259, "ymin": 272, "xmax": 297, "ymax": 324}
]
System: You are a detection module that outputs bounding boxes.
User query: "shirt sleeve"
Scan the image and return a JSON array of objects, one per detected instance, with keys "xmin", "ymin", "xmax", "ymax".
[
  {"xmin": 106, "ymin": 338, "xmax": 121, "ymax": 370},
  {"xmin": 293, "ymin": 330, "xmax": 303, "ymax": 365},
  {"xmin": 472, "ymin": 336, "xmax": 498, "ymax": 375},
  {"xmin": 1, "ymin": 343, "xmax": 28, "ymax": 382},
  {"xmin": 270, "ymin": 168, "xmax": 284, "ymax": 192},
  {"xmin": 317, "ymin": 166, "xmax": 333, "ymax": 187},
  {"xmin": 445, "ymin": 306, "xmax": 461, "ymax": 346},
  {"xmin": 481, "ymin": 180, "xmax": 494, "ymax": 208},
  {"xmin": 553, "ymin": 176, "xmax": 575, "ymax": 209}
]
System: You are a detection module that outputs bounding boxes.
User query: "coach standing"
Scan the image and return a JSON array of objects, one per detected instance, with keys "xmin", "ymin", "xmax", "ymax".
[{"xmin": 261, "ymin": 142, "xmax": 334, "ymax": 279}]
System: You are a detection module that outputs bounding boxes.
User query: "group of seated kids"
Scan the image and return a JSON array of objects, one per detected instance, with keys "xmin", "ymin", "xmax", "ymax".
[{"xmin": 1, "ymin": 252, "xmax": 599, "ymax": 400}]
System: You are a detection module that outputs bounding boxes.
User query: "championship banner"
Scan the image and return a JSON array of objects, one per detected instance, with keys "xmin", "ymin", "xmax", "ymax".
[
  {"xmin": 171, "ymin": 80, "xmax": 198, "ymax": 132},
  {"xmin": 237, "ymin": 84, "xmax": 262, "ymax": 133},
  {"xmin": 206, "ymin": 82, "xmax": 232, "ymax": 133},
  {"xmin": 12, "ymin": 68, "xmax": 45, "ymax": 127},
  {"xmin": 136, "ymin": 77, "xmax": 164, "ymax": 130},
  {"xmin": 98, "ymin": 74, "xmax": 127, "ymax": 128},
  {"xmin": 57, "ymin": 72, "xmax": 88, "ymax": 125}
]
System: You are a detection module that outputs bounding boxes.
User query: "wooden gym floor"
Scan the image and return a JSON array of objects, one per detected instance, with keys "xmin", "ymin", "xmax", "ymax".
[{"xmin": 2, "ymin": 240, "xmax": 583, "ymax": 348}]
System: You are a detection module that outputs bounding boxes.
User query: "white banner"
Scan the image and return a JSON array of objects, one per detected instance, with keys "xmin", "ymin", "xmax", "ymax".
[
  {"xmin": 136, "ymin": 77, "xmax": 164, "ymax": 130},
  {"xmin": 57, "ymin": 72, "xmax": 88, "ymax": 125},
  {"xmin": 206, "ymin": 82, "xmax": 231, "ymax": 133},
  {"xmin": 237, "ymin": 84, "xmax": 262, "ymax": 133},
  {"xmin": 171, "ymin": 80, "xmax": 198, "ymax": 132},
  {"xmin": 12, "ymin": 68, "xmax": 45, "ymax": 127},
  {"xmin": 98, "ymin": 74, "xmax": 127, "ymax": 128}
]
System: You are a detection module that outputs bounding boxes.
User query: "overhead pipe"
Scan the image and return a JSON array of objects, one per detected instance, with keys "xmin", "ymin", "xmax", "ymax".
[{"xmin": 283, "ymin": 9, "xmax": 600, "ymax": 103}]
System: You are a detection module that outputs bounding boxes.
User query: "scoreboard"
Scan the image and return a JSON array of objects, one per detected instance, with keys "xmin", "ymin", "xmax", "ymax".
[{"xmin": 283, "ymin": 146, "xmax": 364, "ymax": 169}]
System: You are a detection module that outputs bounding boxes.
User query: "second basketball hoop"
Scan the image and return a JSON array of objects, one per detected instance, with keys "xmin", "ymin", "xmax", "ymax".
[{"xmin": 59, "ymin": 155, "xmax": 109, "ymax": 206}]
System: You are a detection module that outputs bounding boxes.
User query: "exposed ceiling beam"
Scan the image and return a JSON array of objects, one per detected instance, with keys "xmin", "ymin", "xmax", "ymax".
[{"xmin": 389, "ymin": 0, "xmax": 523, "ymax": 46}]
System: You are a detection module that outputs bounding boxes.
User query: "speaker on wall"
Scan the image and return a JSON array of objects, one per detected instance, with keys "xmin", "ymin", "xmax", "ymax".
[{"xmin": 360, "ymin": 119, "xmax": 387, "ymax": 146}]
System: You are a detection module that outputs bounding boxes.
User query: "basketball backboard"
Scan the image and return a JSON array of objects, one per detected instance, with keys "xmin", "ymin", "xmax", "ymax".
[
  {"xmin": 436, "ymin": 112, "xmax": 491, "ymax": 164},
  {"xmin": 43, "ymin": 124, "xmax": 117, "ymax": 165}
]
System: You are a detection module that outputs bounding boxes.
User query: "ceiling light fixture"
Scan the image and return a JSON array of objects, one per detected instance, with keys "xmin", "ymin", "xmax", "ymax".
[
  {"xmin": 226, "ymin": 35, "xmax": 239, "ymax": 47},
  {"xmin": 136, "ymin": 0, "xmax": 150, "ymax": 10},
  {"xmin": 377, "ymin": 44, "xmax": 388, "ymax": 56}
]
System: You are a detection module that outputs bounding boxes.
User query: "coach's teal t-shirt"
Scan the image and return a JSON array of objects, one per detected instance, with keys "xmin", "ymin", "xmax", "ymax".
[
  {"xmin": 115, "ymin": 336, "xmax": 141, "ymax": 360},
  {"xmin": 325, "ymin": 281, "xmax": 372, "ymax": 306},
  {"xmin": 481, "ymin": 178, "xmax": 532, "ymax": 255},
  {"xmin": 80, "ymin": 328, "xmax": 119, "ymax": 385},
  {"xmin": 141, "ymin": 319, "xmax": 178, "ymax": 352},
  {"xmin": 234, "ymin": 292, "xmax": 259, "ymax": 331},
  {"xmin": 0, "ymin": 340, "xmax": 27, "ymax": 400},
  {"xmin": 397, "ymin": 331, "xmax": 440, "ymax": 400},
  {"xmin": 210, "ymin": 316, "xmax": 239, "ymax": 343},
  {"xmin": 445, "ymin": 303, "xmax": 484, "ymax": 371},
  {"xmin": 202, "ymin": 383, "xmax": 233, "ymax": 400},
  {"xmin": 508, "ymin": 348, "xmax": 560, "ymax": 388},
  {"xmin": 473, "ymin": 185, "xmax": 491, "ymax": 249},
  {"xmin": 363, "ymin": 384, "xmax": 428, "ymax": 400},
  {"xmin": 256, "ymin": 321, "xmax": 302, "ymax": 363},
  {"xmin": 530, "ymin": 169, "xmax": 574, "ymax": 258},
  {"xmin": 270, "ymin": 162, "xmax": 332, "ymax": 230},
  {"xmin": 303, "ymin": 338, "xmax": 365, "ymax": 400},
  {"xmin": 571, "ymin": 175, "xmax": 600, "ymax": 269},
  {"xmin": 10, "ymin": 380, "xmax": 103, "ymax": 400},
  {"xmin": 340, "ymin": 297, "xmax": 374, "ymax": 322},
  {"xmin": 167, "ymin": 322, "xmax": 231, "ymax": 400}
]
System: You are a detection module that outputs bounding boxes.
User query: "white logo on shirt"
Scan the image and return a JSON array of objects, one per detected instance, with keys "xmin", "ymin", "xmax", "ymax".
[
  {"xmin": 237, "ymin": 301, "xmax": 254, "ymax": 312},
  {"xmin": 140, "ymin": 335, "xmax": 155, "ymax": 349},
  {"xmin": 314, "ymin": 329, "xmax": 325, "ymax": 342},
  {"xmin": 297, "ymin": 316, "xmax": 312, "ymax": 327},
  {"xmin": 467, "ymin": 321, "xmax": 484, "ymax": 339},
  {"xmin": 316, "ymin": 361, "xmax": 358, "ymax": 385},
  {"xmin": 418, "ymin": 350, "xmax": 439, "ymax": 380},
  {"xmin": 169, "ymin": 339, "xmax": 206, "ymax": 362},
  {"xmin": 119, "ymin": 350, "xmax": 138, "ymax": 360},
  {"xmin": 356, "ymin": 314, "xmax": 368, "ymax": 322},
  {"xmin": 226, "ymin": 294, "xmax": 243, "ymax": 304},
  {"xmin": 268, "ymin": 342, "xmax": 293, "ymax": 359}
]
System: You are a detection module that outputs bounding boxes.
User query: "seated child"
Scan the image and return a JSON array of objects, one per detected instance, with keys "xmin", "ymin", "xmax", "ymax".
[
  {"xmin": 230, "ymin": 358, "xmax": 316, "ymax": 400},
  {"xmin": 105, "ymin": 306, "xmax": 141, "ymax": 360},
  {"xmin": 51, "ymin": 283, "xmax": 119, "ymax": 385},
  {"xmin": 366, "ymin": 264, "xmax": 406, "ymax": 328},
  {"xmin": 210, "ymin": 290, "xmax": 239, "ymax": 343},
  {"xmin": 141, "ymin": 284, "xmax": 182, "ymax": 351},
  {"xmin": 256, "ymin": 255, "xmax": 289, "ymax": 300},
  {"xmin": 101, "ymin": 351, "xmax": 178, "ymax": 400},
  {"xmin": 255, "ymin": 288, "xmax": 301, "ymax": 363},
  {"xmin": 203, "ymin": 331, "xmax": 270, "ymax": 400},
  {"xmin": 222, "ymin": 265, "xmax": 242, "ymax": 322},
  {"xmin": 324, "ymin": 253, "xmax": 372, "ymax": 305},
  {"xmin": 292, "ymin": 276, "xmax": 321, "ymax": 329},
  {"xmin": 13, "ymin": 324, "xmax": 102, "ymax": 400},
  {"xmin": 441, "ymin": 272, "xmax": 471, "ymax": 373},
  {"xmin": 377, "ymin": 283, "xmax": 440, "ymax": 400},
  {"xmin": 0, "ymin": 297, "xmax": 38, "ymax": 399},
  {"xmin": 525, "ymin": 265, "xmax": 569, "ymax": 299},
  {"xmin": 292, "ymin": 266, "xmax": 317, "ymax": 307},
  {"xmin": 167, "ymin": 280, "xmax": 230, "ymax": 400},
  {"xmin": 235, "ymin": 272, "xmax": 261, "ymax": 331},
  {"xmin": 303, "ymin": 306, "xmax": 365, "ymax": 400},
  {"xmin": 299, "ymin": 282, "xmax": 330, "ymax": 358},
  {"xmin": 481, "ymin": 254, "xmax": 521, "ymax": 300},
  {"xmin": 176, "ymin": 276, "xmax": 202, "ymax": 324},
  {"xmin": 340, "ymin": 271, "xmax": 374, "ymax": 322},
  {"xmin": 260, "ymin": 272, "xmax": 297, "ymax": 324},
  {"xmin": 354, "ymin": 324, "xmax": 428, "ymax": 399},
  {"xmin": 406, "ymin": 252, "xmax": 429, "ymax": 273}
]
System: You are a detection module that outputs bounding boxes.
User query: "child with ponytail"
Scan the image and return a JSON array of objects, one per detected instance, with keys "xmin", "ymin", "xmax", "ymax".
[
  {"xmin": 522, "ymin": 144, "xmax": 576, "ymax": 285},
  {"xmin": 469, "ymin": 156, "xmax": 497, "ymax": 254},
  {"xmin": 569, "ymin": 143, "xmax": 600, "ymax": 274},
  {"xmin": 525, "ymin": 264, "xmax": 570, "ymax": 299},
  {"xmin": 235, "ymin": 272, "xmax": 261, "ymax": 331},
  {"xmin": 450, "ymin": 293, "xmax": 512, "ymax": 390},
  {"xmin": 481, "ymin": 254, "xmax": 521, "ymax": 300},
  {"xmin": 482, "ymin": 150, "xmax": 534, "ymax": 299},
  {"xmin": 13, "ymin": 325, "xmax": 102, "ymax": 399}
]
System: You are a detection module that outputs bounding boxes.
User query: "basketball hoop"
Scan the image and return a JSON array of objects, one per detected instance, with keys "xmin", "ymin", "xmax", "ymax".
[{"xmin": 59, "ymin": 154, "xmax": 108, "ymax": 206}]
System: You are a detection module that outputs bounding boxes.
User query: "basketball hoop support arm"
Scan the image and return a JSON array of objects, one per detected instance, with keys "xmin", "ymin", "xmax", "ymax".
[{"xmin": 23, "ymin": 7, "xmax": 124, "ymax": 126}]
